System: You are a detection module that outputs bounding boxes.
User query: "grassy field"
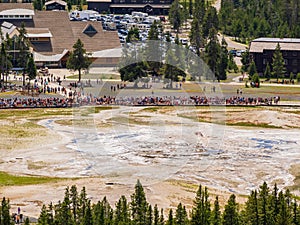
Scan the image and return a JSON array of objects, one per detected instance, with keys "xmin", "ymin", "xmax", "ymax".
[{"xmin": 0, "ymin": 171, "xmax": 66, "ymax": 186}]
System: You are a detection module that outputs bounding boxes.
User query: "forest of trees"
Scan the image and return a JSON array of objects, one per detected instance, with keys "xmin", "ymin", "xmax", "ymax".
[
  {"xmin": 1, "ymin": 180, "xmax": 300, "ymax": 225},
  {"xmin": 219, "ymin": 0, "xmax": 300, "ymax": 43}
]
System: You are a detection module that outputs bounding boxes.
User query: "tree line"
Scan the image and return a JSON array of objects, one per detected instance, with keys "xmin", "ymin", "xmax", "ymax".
[
  {"xmin": 1, "ymin": 180, "xmax": 299, "ymax": 225},
  {"xmin": 167, "ymin": 0, "xmax": 235, "ymax": 82},
  {"xmin": 219, "ymin": 0, "xmax": 300, "ymax": 43}
]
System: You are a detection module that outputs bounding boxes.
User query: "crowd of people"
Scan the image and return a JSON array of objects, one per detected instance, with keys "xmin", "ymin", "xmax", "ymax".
[
  {"xmin": 0, "ymin": 95, "xmax": 281, "ymax": 109},
  {"xmin": 0, "ymin": 97, "xmax": 73, "ymax": 108}
]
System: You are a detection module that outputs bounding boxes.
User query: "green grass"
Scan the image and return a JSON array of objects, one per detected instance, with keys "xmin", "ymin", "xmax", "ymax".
[
  {"xmin": 0, "ymin": 108, "xmax": 73, "ymax": 120},
  {"xmin": 74, "ymin": 106, "xmax": 118, "ymax": 116},
  {"xmin": 226, "ymin": 121, "xmax": 281, "ymax": 128},
  {"xmin": 0, "ymin": 171, "xmax": 65, "ymax": 186},
  {"xmin": 178, "ymin": 113, "xmax": 281, "ymax": 128}
]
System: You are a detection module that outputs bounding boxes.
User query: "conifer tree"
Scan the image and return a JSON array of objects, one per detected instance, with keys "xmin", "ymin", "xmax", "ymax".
[
  {"xmin": 217, "ymin": 37, "xmax": 228, "ymax": 81},
  {"xmin": 258, "ymin": 182, "xmax": 272, "ymax": 225},
  {"xmin": 114, "ymin": 195, "xmax": 130, "ymax": 225},
  {"xmin": 38, "ymin": 205, "xmax": 49, "ymax": 225},
  {"xmin": 1, "ymin": 197, "xmax": 12, "ymax": 225},
  {"xmin": 166, "ymin": 209, "xmax": 174, "ymax": 225},
  {"xmin": 83, "ymin": 200, "xmax": 93, "ymax": 225},
  {"xmin": 272, "ymin": 43, "xmax": 285, "ymax": 82},
  {"xmin": 191, "ymin": 185, "xmax": 210, "ymax": 225},
  {"xmin": 223, "ymin": 194, "xmax": 239, "ymax": 225},
  {"xmin": 210, "ymin": 196, "xmax": 221, "ymax": 225},
  {"xmin": 131, "ymin": 180, "xmax": 148, "ymax": 225},
  {"xmin": 70, "ymin": 185, "xmax": 79, "ymax": 225},
  {"xmin": 205, "ymin": 28, "xmax": 220, "ymax": 79},
  {"xmin": 146, "ymin": 205, "xmax": 153, "ymax": 225},
  {"xmin": 153, "ymin": 205, "xmax": 160, "ymax": 225},
  {"xmin": 169, "ymin": 0, "xmax": 184, "ymax": 33},
  {"xmin": 175, "ymin": 203, "xmax": 188, "ymax": 225},
  {"xmin": 244, "ymin": 190, "xmax": 259, "ymax": 225},
  {"xmin": 67, "ymin": 39, "xmax": 91, "ymax": 82},
  {"xmin": 17, "ymin": 22, "xmax": 30, "ymax": 86},
  {"xmin": 264, "ymin": 63, "xmax": 271, "ymax": 80},
  {"xmin": 159, "ymin": 209, "xmax": 164, "ymax": 225},
  {"xmin": 248, "ymin": 61, "xmax": 257, "ymax": 79}
]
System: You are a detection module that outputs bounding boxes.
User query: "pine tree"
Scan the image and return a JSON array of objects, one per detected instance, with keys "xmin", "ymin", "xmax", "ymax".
[
  {"xmin": 210, "ymin": 196, "xmax": 221, "ymax": 225},
  {"xmin": 217, "ymin": 37, "xmax": 228, "ymax": 81},
  {"xmin": 258, "ymin": 182, "xmax": 272, "ymax": 225},
  {"xmin": 1, "ymin": 197, "xmax": 12, "ymax": 225},
  {"xmin": 26, "ymin": 55, "xmax": 37, "ymax": 84},
  {"xmin": 248, "ymin": 61, "xmax": 257, "ymax": 79},
  {"xmin": 159, "ymin": 209, "xmax": 164, "ymax": 225},
  {"xmin": 114, "ymin": 195, "xmax": 130, "ymax": 225},
  {"xmin": 241, "ymin": 48, "xmax": 250, "ymax": 73},
  {"xmin": 24, "ymin": 217, "xmax": 30, "ymax": 225},
  {"xmin": 203, "ymin": 6, "xmax": 219, "ymax": 39},
  {"xmin": 272, "ymin": 43, "xmax": 285, "ymax": 82},
  {"xmin": 83, "ymin": 200, "xmax": 93, "ymax": 225},
  {"xmin": 205, "ymin": 28, "xmax": 220, "ymax": 80},
  {"xmin": 67, "ymin": 39, "xmax": 91, "ymax": 82},
  {"xmin": 189, "ymin": 17, "xmax": 204, "ymax": 56},
  {"xmin": 131, "ymin": 180, "xmax": 148, "ymax": 225},
  {"xmin": 146, "ymin": 205, "xmax": 153, "ymax": 225},
  {"xmin": 166, "ymin": 209, "xmax": 174, "ymax": 225},
  {"xmin": 223, "ymin": 194, "xmax": 239, "ymax": 225},
  {"xmin": 153, "ymin": 205, "xmax": 159, "ymax": 225},
  {"xmin": 264, "ymin": 63, "xmax": 271, "ymax": 80},
  {"xmin": 175, "ymin": 203, "xmax": 188, "ymax": 225},
  {"xmin": 17, "ymin": 22, "xmax": 30, "ymax": 86},
  {"xmin": 191, "ymin": 185, "xmax": 210, "ymax": 225},
  {"xmin": 169, "ymin": 0, "xmax": 184, "ymax": 33},
  {"xmin": 70, "ymin": 185, "xmax": 79, "ymax": 225},
  {"xmin": 188, "ymin": 0, "xmax": 193, "ymax": 17},
  {"xmin": 38, "ymin": 205, "xmax": 49, "ymax": 225},
  {"xmin": 244, "ymin": 190, "xmax": 259, "ymax": 225}
]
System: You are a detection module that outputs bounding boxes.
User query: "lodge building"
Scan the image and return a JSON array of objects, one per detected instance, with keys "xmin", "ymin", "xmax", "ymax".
[
  {"xmin": 87, "ymin": 0, "xmax": 173, "ymax": 15},
  {"xmin": 0, "ymin": 3, "xmax": 121, "ymax": 68},
  {"xmin": 249, "ymin": 38, "xmax": 300, "ymax": 76}
]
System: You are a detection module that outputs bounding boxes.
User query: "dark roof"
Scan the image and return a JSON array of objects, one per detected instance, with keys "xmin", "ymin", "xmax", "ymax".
[
  {"xmin": 0, "ymin": 3, "xmax": 33, "ymax": 11},
  {"xmin": 110, "ymin": 3, "xmax": 171, "ymax": 8}
]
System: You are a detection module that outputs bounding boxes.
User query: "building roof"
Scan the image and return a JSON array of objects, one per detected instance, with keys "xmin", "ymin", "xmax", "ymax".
[
  {"xmin": 110, "ymin": 3, "xmax": 171, "ymax": 8},
  {"xmin": 29, "ymin": 11, "xmax": 120, "ymax": 57},
  {"xmin": 1, "ymin": 21, "xmax": 17, "ymax": 35},
  {"xmin": 0, "ymin": 8, "xmax": 34, "ymax": 16},
  {"xmin": 0, "ymin": 21, "xmax": 18, "ymax": 44},
  {"xmin": 90, "ymin": 47, "xmax": 122, "ymax": 58},
  {"xmin": 26, "ymin": 28, "xmax": 53, "ymax": 38},
  {"xmin": 87, "ymin": 0, "xmax": 111, "ymax": 2},
  {"xmin": 45, "ymin": 0, "xmax": 67, "ymax": 6},
  {"xmin": 33, "ymin": 49, "xmax": 69, "ymax": 62},
  {"xmin": 70, "ymin": 21, "xmax": 120, "ymax": 53},
  {"xmin": 250, "ymin": 38, "xmax": 300, "ymax": 53},
  {"xmin": 0, "ymin": 3, "xmax": 33, "ymax": 11}
]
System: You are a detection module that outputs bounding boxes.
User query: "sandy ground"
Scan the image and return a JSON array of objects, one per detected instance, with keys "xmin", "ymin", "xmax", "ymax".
[{"xmin": 0, "ymin": 106, "xmax": 300, "ymax": 218}]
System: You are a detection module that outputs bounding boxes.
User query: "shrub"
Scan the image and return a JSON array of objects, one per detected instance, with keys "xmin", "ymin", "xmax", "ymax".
[{"xmin": 297, "ymin": 73, "xmax": 300, "ymax": 82}]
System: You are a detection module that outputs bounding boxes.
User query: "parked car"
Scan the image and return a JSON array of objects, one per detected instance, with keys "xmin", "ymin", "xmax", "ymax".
[
  {"xmin": 236, "ymin": 49, "xmax": 246, "ymax": 57},
  {"xmin": 229, "ymin": 49, "xmax": 237, "ymax": 56}
]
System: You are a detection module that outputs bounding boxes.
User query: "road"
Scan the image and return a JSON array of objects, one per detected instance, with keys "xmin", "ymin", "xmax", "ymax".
[{"xmin": 213, "ymin": 0, "xmax": 247, "ymax": 66}]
